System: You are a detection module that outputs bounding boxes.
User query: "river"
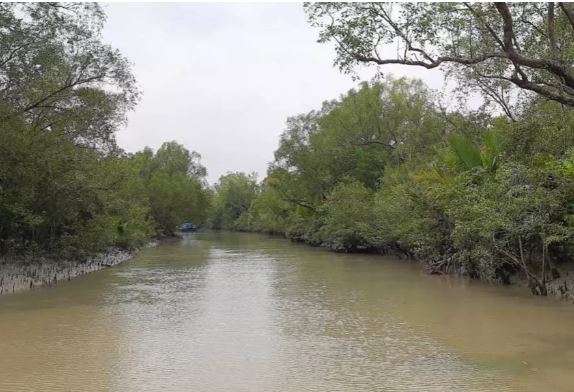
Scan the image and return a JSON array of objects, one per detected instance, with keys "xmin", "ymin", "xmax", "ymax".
[{"xmin": 0, "ymin": 232, "xmax": 573, "ymax": 391}]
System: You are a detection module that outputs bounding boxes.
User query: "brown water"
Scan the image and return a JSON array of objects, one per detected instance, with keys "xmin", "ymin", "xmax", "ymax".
[{"xmin": 0, "ymin": 232, "xmax": 573, "ymax": 392}]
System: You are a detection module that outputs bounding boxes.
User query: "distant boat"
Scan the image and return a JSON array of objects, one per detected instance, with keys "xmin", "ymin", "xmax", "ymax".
[{"xmin": 179, "ymin": 222, "xmax": 196, "ymax": 232}]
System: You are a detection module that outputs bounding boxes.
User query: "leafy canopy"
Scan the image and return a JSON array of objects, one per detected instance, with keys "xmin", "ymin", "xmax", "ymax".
[{"xmin": 306, "ymin": 2, "xmax": 574, "ymax": 110}]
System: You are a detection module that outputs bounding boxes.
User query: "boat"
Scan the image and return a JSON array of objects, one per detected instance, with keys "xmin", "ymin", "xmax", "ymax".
[{"xmin": 179, "ymin": 222, "xmax": 196, "ymax": 232}]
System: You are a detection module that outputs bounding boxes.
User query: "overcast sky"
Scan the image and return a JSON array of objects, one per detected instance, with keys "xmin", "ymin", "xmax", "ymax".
[{"xmin": 102, "ymin": 3, "xmax": 444, "ymax": 184}]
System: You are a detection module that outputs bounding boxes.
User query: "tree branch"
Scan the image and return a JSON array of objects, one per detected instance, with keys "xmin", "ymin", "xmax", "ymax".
[
  {"xmin": 5, "ymin": 74, "xmax": 106, "ymax": 120},
  {"xmin": 354, "ymin": 52, "xmax": 507, "ymax": 69},
  {"xmin": 463, "ymin": 3, "xmax": 505, "ymax": 49},
  {"xmin": 559, "ymin": 2, "xmax": 574, "ymax": 33},
  {"xmin": 495, "ymin": 2, "xmax": 574, "ymax": 88}
]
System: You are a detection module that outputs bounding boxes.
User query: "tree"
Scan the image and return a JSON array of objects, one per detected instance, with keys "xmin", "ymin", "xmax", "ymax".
[
  {"xmin": 306, "ymin": 2, "xmax": 574, "ymax": 108},
  {"xmin": 152, "ymin": 141, "xmax": 207, "ymax": 178},
  {"xmin": 0, "ymin": 3, "xmax": 146, "ymax": 257},
  {"xmin": 133, "ymin": 142, "xmax": 210, "ymax": 236},
  {"xmin": 0, "ymin": 3, "xmax": 139, "ymax": 150},
  {"xmin": 248, "ymin": 178, "xmax": 291, "ymax": 235},
  {"xmin": 208, "ymin": 173, "xmax": 259, "ymax": 230},
  {"xmin": 318, "ymin": 178, "xmax": 375, "ymax": 251},
  {"xmin": 0, "ymin": 4, "xmax": 212, "ymax": 259},
  {"xmin": 0, "ymin": 118, "xmax": 154, "ymax": 256},
  {"xmin": 273, "ymin": 79, "xmax": 444, "ymax": 201}
]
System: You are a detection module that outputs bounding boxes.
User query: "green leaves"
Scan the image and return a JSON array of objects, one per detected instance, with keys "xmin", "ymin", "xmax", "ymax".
[
  {"xmin": 317, "ymin": 178, "xmax": 374, "ymax": 251},
  {"xmin": 208, "ymin": 173, "xmax": 259, "ymax": 231},
  {"xmin": 447, "ymin": 131, "xmax": 501, "ymax": 172},
  {"xmin": 0, "ymin": 2, "xmax": 209, "ymax": 256},
  {"xmin": 448, "ymin": 135, "xmax": 483, "ymax": 171},
  {"xmin": 224, "ymin": 70, "xmax": 574, "ymax": 294},
  {"xmin": 307, "ymin": 2, "xmax": 574, "ymax": 109},
  {"xmin": 138, "ymin": 142, "xmax": 211, "ymax": 236},
  {"xmin": 0, "ymin": 3, "xmax": 139, "ymax": 150},
  {"xmin": 481, "ymin": 131, "xmax": 501, "ymax": 171}
]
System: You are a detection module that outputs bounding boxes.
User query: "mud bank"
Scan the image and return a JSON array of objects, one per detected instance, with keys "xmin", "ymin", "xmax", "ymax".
[
  {"xmin": 542, "ymin": 263, "xmax": 574, "ymax": 302},
  {"xmin": 0, "ymin": 242, "xmax": 157, "ymax": 295}
]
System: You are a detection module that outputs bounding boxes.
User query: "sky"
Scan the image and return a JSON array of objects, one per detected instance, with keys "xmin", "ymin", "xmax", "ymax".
[{"xmin": 102, "ymin": 3, "xmax": 445, "ymax": 184}]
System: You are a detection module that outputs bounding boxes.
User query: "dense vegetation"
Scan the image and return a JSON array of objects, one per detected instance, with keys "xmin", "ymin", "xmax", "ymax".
[
  {"xmin": 208, "ymin": 3, "xmax": 574, "ymax": 296},
  {"xmin": 4, "ymin": 2, "xmax": 574, "ymax": 297},
  {"xmin": 0, "ymin": 4, "xmax": 210, "ymax": 259},
  {"xmin": 209, "ymin": 78, "xmax": 574, "ymax": 295}
]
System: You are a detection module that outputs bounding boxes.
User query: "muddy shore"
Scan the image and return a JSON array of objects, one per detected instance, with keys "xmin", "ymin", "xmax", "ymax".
[{"xmin": 0, "ymin": 242, "xmax": 157, "ymax": 295}]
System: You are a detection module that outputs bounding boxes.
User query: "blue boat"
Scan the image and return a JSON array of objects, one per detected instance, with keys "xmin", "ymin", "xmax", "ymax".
[{"xmin": 179, "ymin": 222, "xmax": 196, "ymax": 232}]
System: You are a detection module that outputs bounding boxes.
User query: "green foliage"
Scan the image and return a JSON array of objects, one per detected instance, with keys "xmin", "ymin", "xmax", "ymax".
[
  {"xmin": 0, "ymin": 117, "xmax": 211, "ymax": 257},
  {"xmin": 0, "ymin": 5, "xmax": 210, "ymax": 259},
  {"xmin": 447, "ymin": 131, "xmax": 501, "ymax": 172},
  {"xmin": 371, "ymin": 165, "xmax": 445, "ymax": 259},
  {"xmin": 0, "ymin": 3, "xmax": 139, "ymax": 150},
  {"xmin": 306, "ymin": 3, "xmax": 574, "ymax": 108},
  {"xmin": 135, "ymin": 142, "xmax": 211, "ymax": 236},
  {"xmin": 248, "ymin": 180, "xmax": 291, "ymax": 235},
  {"xmin": 219, "ymin": 75, "xmax": 574, "ymax": 296},
  {"xmin": 500, "ymin": 99, "xmax": 574, "ymax": 160},
  {"xmin": 317, "ymin": 179, "xmax": 374, "ymax": 251},
  {"xmin": 448, "ymin": 136, "xmax": 483, "ymax": 170},
  {"xmin": 208, "ymin": 173, "xmax": 259, "ymax": 230},
  {"xmin": 0, "ymin": 118, "xmax": 154, "ymax": 257}
]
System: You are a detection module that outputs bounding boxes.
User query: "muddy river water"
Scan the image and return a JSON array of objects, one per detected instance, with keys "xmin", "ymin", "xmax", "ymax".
[{"xmin": 0, "ymin": 232, "xmax": 573, "ymax": 391}]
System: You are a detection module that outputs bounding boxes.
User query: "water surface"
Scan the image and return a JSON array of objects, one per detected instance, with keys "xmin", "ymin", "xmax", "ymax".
[{"xmin": 1, "ymin": 232, "xmax": 573, "ymax": 391}]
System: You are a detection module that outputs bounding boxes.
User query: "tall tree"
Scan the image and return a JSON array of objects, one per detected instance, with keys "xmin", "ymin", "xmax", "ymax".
[
  {"xmin": 0, "ymin": 3, "xmax": 139, "ymax": 150},
  {"xmin": 133, "ymin": 142, "xmax": 210, "ymax": 235},
  {"xmin": 208, "ymin": 173, "xmax": 259, "ymax": 230}
]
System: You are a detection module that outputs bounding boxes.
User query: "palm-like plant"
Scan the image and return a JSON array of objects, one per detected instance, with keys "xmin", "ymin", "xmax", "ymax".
[{"xmin": 447, "ymin": 131, "xmax": 501, "ymax": 172}]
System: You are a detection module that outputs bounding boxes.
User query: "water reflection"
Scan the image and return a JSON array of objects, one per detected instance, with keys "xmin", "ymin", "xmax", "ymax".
[{"xmin": 0, "ymin": 232, "xmax": 573, "ymax": 391}]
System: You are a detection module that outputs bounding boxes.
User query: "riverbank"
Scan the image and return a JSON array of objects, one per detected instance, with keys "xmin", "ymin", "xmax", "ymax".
[
  {"xmin": 399, "ymin": 250, "xmax": 574, "ymax": 303},
  {"xmin": 234, "ymin": 229, "xmax": 574, "ymax": 303},
  {"xmin": 528, "ymin": 263, "xmax": 574, "ymax": 302},
  {"xmin": 0, "ymin": 241, "xmax": 158, "ymax": 295}
]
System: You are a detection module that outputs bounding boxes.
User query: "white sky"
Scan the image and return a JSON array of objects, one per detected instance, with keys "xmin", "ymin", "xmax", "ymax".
[{"xmin": 102, "ymin": 3, "xmax": 445, "ymax": 184}]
